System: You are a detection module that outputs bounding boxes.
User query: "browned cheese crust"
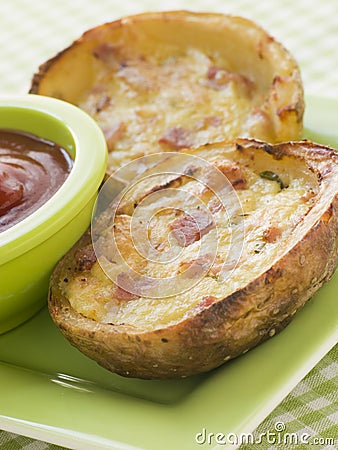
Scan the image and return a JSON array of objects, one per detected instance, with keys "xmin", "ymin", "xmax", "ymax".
[{"xmin": 49, "ymin": 139, "xmax": 338, "ymax": 379}]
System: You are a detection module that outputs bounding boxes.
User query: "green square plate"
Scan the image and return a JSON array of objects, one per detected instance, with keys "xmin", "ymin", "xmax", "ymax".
[{"xmin": 0, "ymin": 95, "xmax": 337, "ymax": 450}]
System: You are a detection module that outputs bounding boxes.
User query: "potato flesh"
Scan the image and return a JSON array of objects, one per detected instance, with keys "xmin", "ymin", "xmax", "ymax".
[
  {"xmin": 64, "ymin": 145, "xmax": 318, "ymax": 330},
  {"xmin": 78, "ymin": 45, "xmax": 275, "ymax": 175}
]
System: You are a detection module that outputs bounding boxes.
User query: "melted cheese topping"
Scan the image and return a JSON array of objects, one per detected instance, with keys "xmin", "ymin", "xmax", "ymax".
[
  {"xmin": 78, "ymin": 46, "xmax": 272, "ymax": 175},
  {"xmin": 64, "ymin": 144, "xmax": 318, "ymax": 330}
]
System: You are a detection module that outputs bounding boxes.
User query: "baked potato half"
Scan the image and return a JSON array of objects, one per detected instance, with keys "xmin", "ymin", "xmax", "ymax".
[
  {"xmin": 49, "ymin": 139, "xmax": 338, "ymax": 379},
  {"xmin": 30, "ymin": 11, "xmax": 304, "ymax": 176}
]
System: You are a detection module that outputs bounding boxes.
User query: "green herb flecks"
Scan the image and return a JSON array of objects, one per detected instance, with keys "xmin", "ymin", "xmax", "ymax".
[
  {"xmin": 259, "ymin": 170, "xmax": 286, "ymax": 190},
  {"xmin": 254, "ymin": 241, "xmax": 266, "ymax": 254}
]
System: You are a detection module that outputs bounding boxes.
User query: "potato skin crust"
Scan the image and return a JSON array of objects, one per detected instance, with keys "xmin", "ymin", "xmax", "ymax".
[{"xmin": 49, "ymin": 139, "xmax": 338, "ymax": 379}]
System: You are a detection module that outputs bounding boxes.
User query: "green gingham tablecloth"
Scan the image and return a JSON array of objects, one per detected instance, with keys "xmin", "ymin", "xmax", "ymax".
[{"xmin": 0, "ymin": 0, "xmax": 337, "ymax": 448}]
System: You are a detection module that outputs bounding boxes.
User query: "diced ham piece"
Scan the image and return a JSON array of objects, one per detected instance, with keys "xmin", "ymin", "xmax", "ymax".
[
  {"xmin": 179, "ymin": 254, "xmax": 213, "ymax": 278},
  {"xmin": 201, "ymin": 295, "xmax": 217, "ymax": 306},
  {"xmin": 262, "ymin": 226, "xmax": 281, "ymax": 243},
  {"xmin": 195, "ymin": 295, "xmax": 217, "ymax": 312},
  {"xmin": 206, "ymin": 66, "xmax": 254, "ymax": 96},
  {"xmin": 214, "ymin": 160, "xmax": 247, "ymax": 190},
  {"xmin": 75, "ymin": 244, "xmax": 97, "ymax": 271},
  {"xmin": 196, "ymin": 115, "xmax": 222, "ymax": 130},
  {"xmin": 114, "ymin": 272, "xmax": 157, "ymax": 300},
  {"xmin": 170, "ymin": 210, "xmax": 214, "ymax": 247},
  {"xmin": 114, "ymin": 272, "xmax": 140, "ymax": 301},
  {"xmin": 92, "ymin": 43, "xmax": 118, "ymax": 64},
  {"xmin": 103, "ymin": 122, "xmax": 126, "ymax": 151},
  {"xmin": 209, "ymin": 258, "xmax": 238, "ymax": 277},
  {"xmin": 158, "ymin": 126, "xmax": 192, "ymax": 150}
]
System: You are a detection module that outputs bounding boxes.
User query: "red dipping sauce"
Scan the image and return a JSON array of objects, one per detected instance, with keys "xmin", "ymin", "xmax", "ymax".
[{"xmin": 0, "ymin": 129, "xmax": 73, "ymax": 232}]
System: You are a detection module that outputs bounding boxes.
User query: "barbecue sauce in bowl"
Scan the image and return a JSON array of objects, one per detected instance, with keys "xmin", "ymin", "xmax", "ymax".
[{"xmin": 0, "ymin": 129, "xmax": 73, "ymax": 232}]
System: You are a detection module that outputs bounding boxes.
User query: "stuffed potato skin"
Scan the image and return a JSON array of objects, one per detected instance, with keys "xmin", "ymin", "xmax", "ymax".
[
  {"xmin": 49, "ymin": 139, "xmax": 338, "ymax": 379},
  {"xmin": 30, "ymin": 11, "xmax": 304, "ymax": 175}
]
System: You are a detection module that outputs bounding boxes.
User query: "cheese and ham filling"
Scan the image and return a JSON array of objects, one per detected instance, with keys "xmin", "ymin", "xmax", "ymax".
[
  {"xmin": 78, "ymin": 44, "xmax": 274, "ymax": 175},
  {"xmin": 63, "ymin": 143, "xmax": 319, "ymax": 330}
]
